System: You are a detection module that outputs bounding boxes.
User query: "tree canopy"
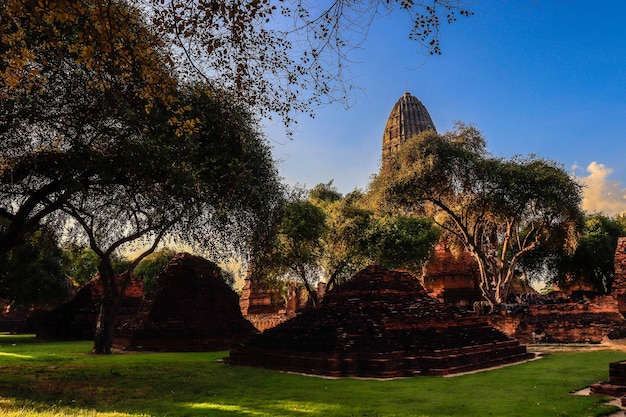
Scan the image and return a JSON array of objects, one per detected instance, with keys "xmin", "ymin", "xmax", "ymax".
[
  {"xmin": 0, "ymin": 0, "xmax": 176, "ymax": 254},
  {"xmin": 371, "ymin": 123, "xmax": 584, "ymax": 306},
  {"xmin": 522, "ymin": 213, "xmax": 626, "ymax": 294},
  {"xmin": 145, "ymin": 0, "xmax": 473, "ymax": 129},
  {"xmin": 1, "ymin": 0, "xmax": 284, "ymax": 353},
  {"xmin": 263, "ymin": 183, "xmax": 438, "ymax": 302}
]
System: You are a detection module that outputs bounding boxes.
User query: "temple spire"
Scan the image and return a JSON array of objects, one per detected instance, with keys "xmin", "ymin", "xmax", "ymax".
[{"xmin": 381, "ymin": 92, "xmax": 436, "ymax": 162}]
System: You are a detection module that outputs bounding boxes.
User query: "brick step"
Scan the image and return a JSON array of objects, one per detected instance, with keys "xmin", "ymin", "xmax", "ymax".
[{"xmin": 590, "ymin": 382, "xmax": 626, "ymax": 397}]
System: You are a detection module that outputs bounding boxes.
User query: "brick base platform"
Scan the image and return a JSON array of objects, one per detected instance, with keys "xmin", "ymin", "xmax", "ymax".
[{"xmin": 230, "ymin": 266, "xmax": 533, "ymax": 378}]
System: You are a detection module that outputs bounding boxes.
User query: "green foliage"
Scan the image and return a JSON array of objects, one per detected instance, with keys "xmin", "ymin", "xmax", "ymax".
[
  {"xmin": 615, "ymin": 213, "xmax": 626, "ymax": 233},
  {"xmin": 0, "ymin": 226, "xmax": 69, "ymax": 306},
  {"xmin": 262, "ymin": 183, "xmax": 439, "ymax": 295},
  {"xmin": 1, "ymin": 0, "xmax": 283, "ymax": 353},
  {"xmin": 133, "ymin": 248, "xmax": 176, "ymax": 293},
  {"xmin": 319, "ymin": 191, "xmax": 438, "ymax": 289},
  {"xmin": 62, "ymin": 246, "xmax": 100, "ymax": 286},
  {"xmin": 309, "ymin": 181, "xmax": 342, "ymax": 204},
  {"xmin": 365, "ymin": 213, "xmax": 439, "ymax": 272},
  {"xmin": 318, "ymin": 194, "xmax": 372, "ymax": 288},
  {"xmin": 529, "ymin": 213, "xmax": 626, "ymax": 293},
  {"xmin": 267, "ymin": 199, "xmax": 327, "ymax": 303},
  {"xmin": 372, "ymin": 123, "xmax": 584, "ymax": 305},
  {"xmin": 0, "ymin": 0, "xmax": 177, "ymax": 254},
  {"xmin": 61, "ymin": 246, "xmax": 132, "ymax": 286},
  {"xmin": 282, "ymin": 201, "xmax": 327, "ymax": 245},
  {"xmin": 0, "ymin": 335, "xmax": 621, "ymax": 417}
]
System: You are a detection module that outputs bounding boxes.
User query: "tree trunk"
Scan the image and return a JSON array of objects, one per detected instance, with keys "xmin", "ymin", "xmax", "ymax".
[
  {"xmin": 297, "ymin": 266, "xmax": 319, "ymax": 307},
  {"xmin": 90, "ymin": 242, "xmax": 159, "ymax": 354},
  {"xmin": 91, "ymin": 261, "xmax": 121, "ymax": 354},
  {"xmin": 92, "ymin": 295, "xmax": 116, "ymax": 354},
  {"xmin": 471, "ymin": 251, "xmax": 499, "ymax": 310},
  {"xmin": 326, "ymin": 262, "xmax": 346, "ymax": 292}
]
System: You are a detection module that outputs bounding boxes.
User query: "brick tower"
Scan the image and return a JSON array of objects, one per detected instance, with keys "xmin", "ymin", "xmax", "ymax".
[{"xmin": 381, "ymin": 92, "xmax": 436, "ymax": 162}]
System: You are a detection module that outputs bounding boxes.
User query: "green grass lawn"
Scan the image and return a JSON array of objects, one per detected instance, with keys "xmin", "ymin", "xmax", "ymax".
[{"xmin": 0, "ymin": 334, "xmax": 624, "ymax": 417}]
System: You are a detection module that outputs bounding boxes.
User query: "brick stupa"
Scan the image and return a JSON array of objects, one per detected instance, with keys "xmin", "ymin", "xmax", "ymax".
[
  {"xmin": 114, "ymin": 253, "xmax": 258, "ymax": 351},
  {"xmin": 230, "ymin": 266, "xmax": 534, "ymax": 377}
]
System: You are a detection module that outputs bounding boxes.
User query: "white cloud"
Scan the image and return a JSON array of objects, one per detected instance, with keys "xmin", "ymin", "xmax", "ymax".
[{"xmin": 573, "ymin": 162, "xmax": 626, "ymax": 216}]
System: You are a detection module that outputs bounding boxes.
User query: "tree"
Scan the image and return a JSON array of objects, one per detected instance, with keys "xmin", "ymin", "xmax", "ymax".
[
  {"xmin": 364, "ymin": 212, "xmax": 439, "ymax": 274},
  {"xmin": 315, "ymin": 189, "xmax": 372, "ymax": 290},
  {"xmin": 0, "ymin": 224, "xmax": 69, "ymax": 306},
  {"xmin": 1, "ymin": 1, "xmax": 284, "ymax": 353},
  {"xmin": 1, "ymin": 0, "xmax": 179, "ymax": 353},
  {"xmin": 269, "ymin": 199, "xmax": 327, "ymax": 306},
  {"xmin": 147, "ymin": 0, "xmax": 473, "ymax": 130},
  {"xmin": 523, "ymin": 213, "xmax": 626, "ymax": 293},
  {"xmin": 59, "ymin": 84, "xmax": 283, "ymax": 354},
  {"xmin": 265, "ymin": 183, "xmax": 439, "ymax": 300},
  {"xmin": 0, "ymin": 0, "xmax": 176, "ymax": 254},
  {"xmin": 62, "ymin": 245, "xmax": 130, "ymax": 286},
  {"xmin": 371, "ymin": 124, "xmax": 584, "ymax": 307},
  {"xmin": 133, "ymin": 248, "xmax": 177, "ymax": 294},
  {"xmin": 313, "ymin": 186, "xmax": 438, "ymax": 290}
]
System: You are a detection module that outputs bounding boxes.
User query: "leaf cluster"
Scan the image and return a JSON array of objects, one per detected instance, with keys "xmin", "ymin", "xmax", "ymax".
[{"xmin": 0, "ymin": 0, "xmax": 284, "ymax": 274}]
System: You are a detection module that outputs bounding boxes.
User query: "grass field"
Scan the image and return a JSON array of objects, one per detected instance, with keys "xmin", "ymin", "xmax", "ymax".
[{"xmin": 0, "ymin": 334, "xmax": 624, "ymax": 417}]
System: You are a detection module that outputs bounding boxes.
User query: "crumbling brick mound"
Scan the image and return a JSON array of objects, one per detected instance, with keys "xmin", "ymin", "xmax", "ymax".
[
  {"xmin": 114, "ymin": 253, "xmax": 258, "ymax": 352},
  {"xmin": 230, "ymin": 265, "xmax": 533, "ymax": 378},
  {"xmin": 35, "ymin": 274, "xmax": 143, "ymax": 341}
]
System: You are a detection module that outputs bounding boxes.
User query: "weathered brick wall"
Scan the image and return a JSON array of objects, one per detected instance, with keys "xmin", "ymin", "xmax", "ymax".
[
  {"xmin": 489, "ymin": 296, "xmax": 626, "ymax": 344},
  {"xmin": 612, "ymin": 237, "xmax": 626, "ymax": 315},
  {"xmin": 231, "ymin": 266, "xmax": 533, "ymax": 378}
]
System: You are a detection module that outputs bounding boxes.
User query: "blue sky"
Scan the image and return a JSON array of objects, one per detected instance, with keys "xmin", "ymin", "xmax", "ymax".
[{"xmin": 265, "ymin": 1, "xmax": 626, "ymax": 216}]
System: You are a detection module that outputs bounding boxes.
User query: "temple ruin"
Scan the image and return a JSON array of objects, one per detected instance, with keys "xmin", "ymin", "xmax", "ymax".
[
  {"xmin": 113, "ymin": 253, "xmax": 257, "ymax": 351},
  {"xmin": 230, "ymin": 265, "xmax": 533, "ymax": 378},
  {"xmin": 381, "ymin": 91, "xmax": 436, "ymax": 162}
]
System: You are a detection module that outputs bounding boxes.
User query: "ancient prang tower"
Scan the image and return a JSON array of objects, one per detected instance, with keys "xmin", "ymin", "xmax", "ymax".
[{"xmin": 381, "ymin": 92, "xmax": 436, "ymax": 162}]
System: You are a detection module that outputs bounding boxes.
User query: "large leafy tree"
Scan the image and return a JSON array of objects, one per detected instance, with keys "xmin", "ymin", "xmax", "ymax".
[
  {"xmin": 62, "ymin": 245, "xmax": 130, "ymax": 286},
  {"xmin": 1, "ymin": 1, "xmax": 283, "ymax": 353},
  {"xmin": 61, "ymin": 84, "xmax": 283, "ymax": 354},
  {"xmin": 371, "ymin": 124, "xmax": 584, "ymax": 307},
  {"xmin": 266, "ymin": 183, "xmax": 438, "ymax": 303},
  {"xmin": 312, "ymin": 184, "xmax": 438, "ymax": 290},
  {"xmin": 0, "ymin": 0, "xmax": 176, "ymax": 254},
  {"xmin": 270, "ymin": 199, "xmax": 327, "ymax": 307},
  {"xmin": 133, "ymin": 248, "xmax": 177, "ymax": 294},
  {"xmin": 1, "ymin": 0, "xmax": 178, "ymax": 353}
]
